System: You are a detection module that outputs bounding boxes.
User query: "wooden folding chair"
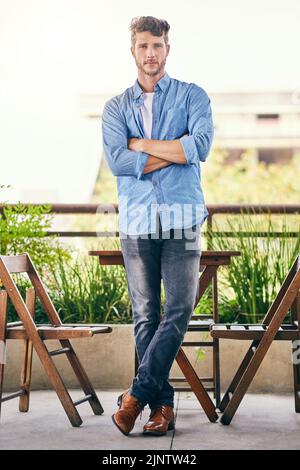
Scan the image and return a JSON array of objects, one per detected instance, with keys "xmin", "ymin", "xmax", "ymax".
[
  {"xmin": 210, "ymin": 254, "xmax": 300, "ymax": 425},
  {"xmin": 0, "ymin": 253, "xmax": 112, "ymax": 427}
]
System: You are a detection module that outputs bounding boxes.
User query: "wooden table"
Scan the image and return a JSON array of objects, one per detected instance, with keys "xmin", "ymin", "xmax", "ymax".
[{"xmin": 89, "ymin": 250, "xmax": 240, "ymax": 422}]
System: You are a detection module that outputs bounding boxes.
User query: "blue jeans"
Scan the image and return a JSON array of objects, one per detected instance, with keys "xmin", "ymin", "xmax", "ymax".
[{"xmin": 120, "ymin": 219, "xmax": 201, "ymax": 409}]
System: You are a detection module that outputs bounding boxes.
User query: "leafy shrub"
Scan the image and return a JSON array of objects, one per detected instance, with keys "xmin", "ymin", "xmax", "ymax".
[{"xmin": 208, "ymin": 210, "xmax": 300, "ymax": 323}]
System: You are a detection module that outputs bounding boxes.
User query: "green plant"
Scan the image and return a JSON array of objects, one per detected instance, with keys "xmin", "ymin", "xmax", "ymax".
[
  {"xmin": 208, "ymin": 210, "xmax": 300, "ymax": 323},
  {"xmin": 203, "ymin": 149, "xmax": 300, "ymax": 204},
  {"xmin": 92, "ymin": 149, "xmax": 300, "ymax": 207},
  {"xmin": 6, "ymin": 277, "xmax": 52, "ymax": 323},
  {"xmin": 193, "ymin": 284, "xmax": 241, "ymax": 323},
  {"xmin": 1, "ymin": 188, "xmax": 72, "ymax": 321},
  {"xmin": 0, "ymin": 202, "xmax": 70, "ymax": 274},
  {"xmin": 46, "ymin": 250, "xmax": 132, "ymax": 324}
]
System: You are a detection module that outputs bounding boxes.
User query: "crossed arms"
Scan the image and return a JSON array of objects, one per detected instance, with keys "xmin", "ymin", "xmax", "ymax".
[
  {"xmin": 128, "ymin": 138, "xmax": 187, "ymax": 174},
  {"xmin": 102, "ymin": 85, "xmax": 214, "ymax": 180}
]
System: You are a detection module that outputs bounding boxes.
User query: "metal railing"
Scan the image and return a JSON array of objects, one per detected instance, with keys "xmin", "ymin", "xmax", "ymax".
[{"xmin": 1, "ymin": 203, "xmax": 300, "ymax": 247}]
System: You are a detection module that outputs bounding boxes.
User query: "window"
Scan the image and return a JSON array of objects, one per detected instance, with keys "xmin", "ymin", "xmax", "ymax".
[{"xmin": 256, "ymin": 113, "xmax": 280, "ymax": 121}]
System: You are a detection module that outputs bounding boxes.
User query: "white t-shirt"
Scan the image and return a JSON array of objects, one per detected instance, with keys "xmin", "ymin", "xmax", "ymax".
[{"xmin": 140, "ymin": 92, "xmax": 154, "ymax": 139}]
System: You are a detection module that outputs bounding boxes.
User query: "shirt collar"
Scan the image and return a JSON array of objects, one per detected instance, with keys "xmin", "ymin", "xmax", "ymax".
[{"xmin": 133, "ymin": 72, "xmax": 171, "ymax": 101}]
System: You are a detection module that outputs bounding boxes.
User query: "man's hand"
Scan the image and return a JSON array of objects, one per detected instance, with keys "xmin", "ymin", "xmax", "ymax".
[{"xmin": 128, "ymin": 138, "xmax": 144, "ymax": 152}]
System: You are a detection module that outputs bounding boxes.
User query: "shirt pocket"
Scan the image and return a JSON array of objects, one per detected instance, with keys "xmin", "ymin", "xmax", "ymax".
[
  {"xmin": 162, "ymin": 106, "xmax": 188, "ymax": 139},
  {"xmin": 126, "ymin": 112, "xmax": 144, "ymax": 138}
]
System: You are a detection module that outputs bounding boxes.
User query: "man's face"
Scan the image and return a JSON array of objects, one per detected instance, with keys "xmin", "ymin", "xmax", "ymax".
[{"xmin": 131, "ymin": 31, "xmax": 170, "ymax": 77}]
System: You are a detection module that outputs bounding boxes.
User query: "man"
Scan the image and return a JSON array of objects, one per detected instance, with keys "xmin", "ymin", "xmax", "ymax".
[{"xmin": 102, "ymin": 16, "xmax": 214, "ymax": 437}]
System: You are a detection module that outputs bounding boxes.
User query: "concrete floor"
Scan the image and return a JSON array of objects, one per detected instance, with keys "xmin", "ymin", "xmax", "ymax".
[{"xmin": 0, "ymin": 390, "xmax": 299, "ymax": 450}]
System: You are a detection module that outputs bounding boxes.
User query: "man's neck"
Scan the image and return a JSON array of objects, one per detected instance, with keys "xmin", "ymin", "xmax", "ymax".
[{"xmin": 137, "ymin": 70, "xmax": 166, "ymax": 93}]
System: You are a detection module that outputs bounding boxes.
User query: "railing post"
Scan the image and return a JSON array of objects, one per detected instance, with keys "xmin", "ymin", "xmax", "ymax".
[{"xmin": 206, "ymin": 214, "xmax": 213, "ymax": 250}]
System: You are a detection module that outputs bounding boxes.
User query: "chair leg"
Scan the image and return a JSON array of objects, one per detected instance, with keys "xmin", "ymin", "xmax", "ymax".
[
  {"xmin": 212, "ymin": 272, "xmax": 221, "ymax": 407},
  {"xmin": 42, "ymin": 355, "xmax": 83, "ymax": 427},
  {"xmin": 0, "ymin": 291, "xmax": 8, "ymax": 421},
  {"xmin": 176, "ymin": 347, "xmax": 218, "ymax": 422},
  {"xmin": 213, "ymin": 338, "xmax": 221, "ymax": 408},
  {"xmin": 0, "ymin": 361, "xmax": 3, "ymax": 420},
  {"xmin": 220, "ymin": 343, "xmax": 263, "ymax": 425},
  {"xmin": 219, "ymin": 340, "xmax": 259, "ymax": 412},
  {"xmin": 19, "ymin": 337, "xmax": 34, "ymax": 412},
  {"xmin": 219, "ymin": 259, "xmax": 300, "ymax": 424},
  {"xmin": 19, "ymin": 288, "xmax": 35, "ymax": 412},
  {"xmin": 30, "ymin": 339, "xmax": 83, "ymax": 427},
  {"xmin": 220, "ymin": 308, "xmax": 296, "ymax": 425},
  {"xmin": 60, "ymin": 339, "xmax": 104, "ymax": 415}
]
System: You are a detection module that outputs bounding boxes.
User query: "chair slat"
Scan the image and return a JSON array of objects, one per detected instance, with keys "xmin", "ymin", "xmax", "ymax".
[
  {"xmin": 6, "ymin": 325, "xmax": 112, "ymax": 340},
  {"xmin": 7, "ymin": 321, "xmax": 23, "ymax": 327},
  {"xmin": 48, "ymin": 348, "xmax": 71, "ymax": 357},
  {"xmin": 0, "ymin": 254, "xmax": 31, "ymax": 273},
  {"xmin": 1, "ymin": 390, "xmax": 26, "ymax": 403},
  {"xmin": 73, "ymin": 394, "xmax": 93, "ymax": 407},
  {"xmin": 211, "ymin": 326, "xmax": 298, "ymax": 341}
]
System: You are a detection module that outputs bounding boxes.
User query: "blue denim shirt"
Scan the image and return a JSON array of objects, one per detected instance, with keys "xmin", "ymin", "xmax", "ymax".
[{"xmin": 102, "ymin": 72, "xmax": 214, "ymax": 235}]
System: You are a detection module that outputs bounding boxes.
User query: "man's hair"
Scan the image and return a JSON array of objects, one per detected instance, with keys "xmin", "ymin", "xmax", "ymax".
[{"xmin": 129, "ymin": 16, "xmax": 170, "ymax": 47}]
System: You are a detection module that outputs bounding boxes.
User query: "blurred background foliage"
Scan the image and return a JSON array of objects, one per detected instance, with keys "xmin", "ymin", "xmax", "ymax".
[{"xmin": 1, "ymin": 147, "xmax": 300, "ymax": 324}]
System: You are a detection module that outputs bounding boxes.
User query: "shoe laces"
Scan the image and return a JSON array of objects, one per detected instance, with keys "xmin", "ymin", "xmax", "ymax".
[
  {"xmin": 150, "ymin": 405, "xmax": 169, "ymax": 419},
  {"xmin": 132, "ymin": 400, "xmax": 143, "ymax": 420},
  {"xmin": 150, "ymin": 406, "xmax": 162, "ymax": 419},
  {"xmin": 123, "ymin": 393, "xmax": 144, "ymax": 420}
]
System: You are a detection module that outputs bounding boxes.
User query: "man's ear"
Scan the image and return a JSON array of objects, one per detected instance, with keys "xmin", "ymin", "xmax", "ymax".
[
  {"xmin": 130, "ymin": 46, "xmax": 134, "ymax": 57},
  {"xmin": 166, "ymin": 44, "xmax": 170, "ymax": 57}
]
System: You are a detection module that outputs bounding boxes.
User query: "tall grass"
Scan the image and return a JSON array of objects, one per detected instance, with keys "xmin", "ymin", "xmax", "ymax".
[
  {"xmin": 8, "ymin": 210, "xmax": 299, "ymax": 325},
  {"xmin": 7, "ymin": 254, "xmax": 132, "ymax": 324},
  {"xmin": 47, "ymin": 251, "xmax": 132, "ymax": 324},
  {"xmin": 208, "ymin": 210, "xmax": 300, "ymax": 323}
]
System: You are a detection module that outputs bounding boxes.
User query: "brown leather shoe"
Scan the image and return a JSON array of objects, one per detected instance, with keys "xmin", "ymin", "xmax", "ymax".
[
  {"xmin": 143, "ymin": 405, "xmax": 175, "ymax": 436},
  {"xmin": 112, "ymin": 389, "xmax": 144, "ymax": 436}
]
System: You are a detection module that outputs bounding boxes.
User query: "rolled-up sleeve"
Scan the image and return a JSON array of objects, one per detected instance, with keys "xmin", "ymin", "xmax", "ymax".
[
  {"xmin": 102, "ymin": 99, "xmax": 149, "ymax": 179},
  {"xmin": 179, "ymin": 85, "xmax": 214, "ymax": 165}
]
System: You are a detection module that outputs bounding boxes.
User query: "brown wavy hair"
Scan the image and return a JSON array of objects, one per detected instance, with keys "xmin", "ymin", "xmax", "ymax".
[{"xmin": 129, "ymin": 16, "xmax": 170, "ymax": 47}]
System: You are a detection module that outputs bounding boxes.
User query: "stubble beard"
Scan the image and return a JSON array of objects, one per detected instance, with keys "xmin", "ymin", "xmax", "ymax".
[{"xmin": 136, "ymin": 58, "xmax": 166, "ymax": 78}]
